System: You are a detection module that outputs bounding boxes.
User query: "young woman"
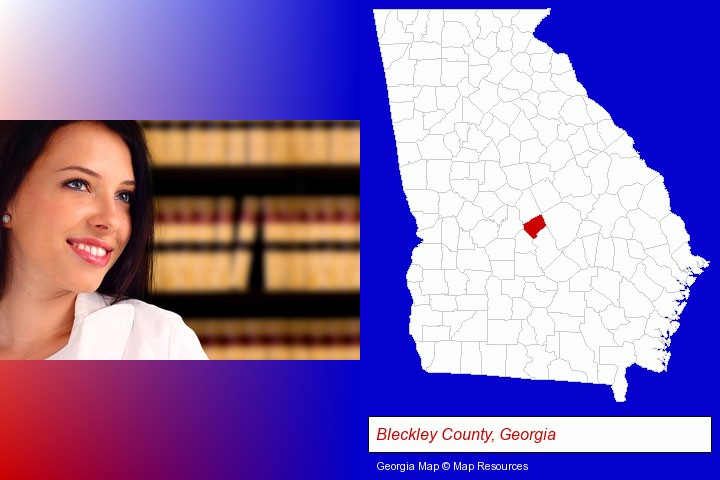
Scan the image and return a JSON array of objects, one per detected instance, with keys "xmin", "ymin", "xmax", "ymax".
[{"xmin": 0, "ymin": 121, "xmax": 207, "ymax": 359}]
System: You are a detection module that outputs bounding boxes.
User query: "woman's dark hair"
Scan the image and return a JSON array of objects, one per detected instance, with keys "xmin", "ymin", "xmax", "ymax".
[{"xmin": 0, "ymin": 121, "xmax": 154, "ymax": 302}]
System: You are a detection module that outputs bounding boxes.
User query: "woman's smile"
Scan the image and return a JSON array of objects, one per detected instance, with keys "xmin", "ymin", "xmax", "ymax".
[{"xmin": 67, "ymin": 237, "xmax": 115, "ymax": 267}]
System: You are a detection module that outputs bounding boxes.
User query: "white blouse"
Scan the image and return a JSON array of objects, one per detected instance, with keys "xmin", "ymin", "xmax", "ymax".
[{"xmin": 47, "ymin": 292, "xmax": 208, "ymax": 360}]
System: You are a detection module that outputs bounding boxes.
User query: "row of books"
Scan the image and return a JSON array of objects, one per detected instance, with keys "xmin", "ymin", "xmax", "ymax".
[
  {"xmin": 154, "ymin": 196, "xmax": 360, "ymax": 244},
  {"xmin": 185, "ymin": 318, "xmax": 360, "ymax": 360},
  {"xmin": 151, "ymin": 195, "xmax": 360, "ymax": 292},
  {"xmin": 153, "ymin": 250, "xmax": 359, "ymax": 292},
  {"xmin": 142, "ymin": 121, "xmax": 360, "ymax": 166}
]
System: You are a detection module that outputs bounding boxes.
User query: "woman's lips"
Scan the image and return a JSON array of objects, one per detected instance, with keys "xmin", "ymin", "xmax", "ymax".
[{"xmin": 67, "ymin": 240, "xmax": 112, "ymax": 267}]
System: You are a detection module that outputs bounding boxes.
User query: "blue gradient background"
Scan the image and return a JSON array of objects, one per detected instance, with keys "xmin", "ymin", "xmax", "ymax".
[{"xmin": 0, "ymin": 1, "xmax": 717, "ymax": 479}]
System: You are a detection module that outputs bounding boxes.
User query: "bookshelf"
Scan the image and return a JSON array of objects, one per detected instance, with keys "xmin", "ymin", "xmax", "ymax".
[{"xmin": 143, "ymin": 121, "xmax": 360, "ymax": 360}]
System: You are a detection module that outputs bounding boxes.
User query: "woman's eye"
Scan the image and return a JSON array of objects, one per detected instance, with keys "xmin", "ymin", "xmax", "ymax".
[
  {"xmin": 64, "ymin": 179, "xmax": 89, "ymax": 191},
  {"xmin": 116, "ymin": 191, "xmax": 133, "ymax": 204}
]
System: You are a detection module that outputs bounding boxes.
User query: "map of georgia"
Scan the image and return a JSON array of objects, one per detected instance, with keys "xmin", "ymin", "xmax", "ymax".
[{"xmin": 374, "ymin": 9, "xmax": 708, "ymax": 401}]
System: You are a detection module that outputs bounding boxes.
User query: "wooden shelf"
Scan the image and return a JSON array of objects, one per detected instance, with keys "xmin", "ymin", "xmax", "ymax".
[
  {"xmin": 153, "ymin": 166, "xmax": 360, "ymax": 196},
  {"xmin": 147, "ymin": 292, "xmax": 360, "ymax": 318}
]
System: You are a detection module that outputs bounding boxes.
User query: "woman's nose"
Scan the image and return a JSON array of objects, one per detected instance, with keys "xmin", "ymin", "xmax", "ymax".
[{"xmin": 89, "ymin": 194, "xmax": 122, "ymax": 232}]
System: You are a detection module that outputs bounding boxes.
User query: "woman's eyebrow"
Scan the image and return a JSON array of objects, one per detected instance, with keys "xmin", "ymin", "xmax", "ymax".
[{"xmin": 55, "ymin": 165, "xmax": 135, "ymax": 186}]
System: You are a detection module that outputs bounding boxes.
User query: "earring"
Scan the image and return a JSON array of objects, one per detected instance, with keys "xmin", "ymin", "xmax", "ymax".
[{"xmin": 2, "ymin": 214, "xmax": 10, "ymax": 224}]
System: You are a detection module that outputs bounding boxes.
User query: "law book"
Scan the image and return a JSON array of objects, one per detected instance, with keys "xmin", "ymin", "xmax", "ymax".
[
  {"xmin": 144, "ymin": 122, "xmax": 167, "ymax": 165},
  {"xmin": 215, "ymin": 196, "xmax": 235, "ymax": 244},
  {"xmin": 307, "ymin": 121, "xmax": 330, "ymax": 164},
  {"xmin": 164, "ymin": 122, "xmax": 187, "ymax": 165},
  {"xmin": 226, "ymin": 122, "xmax": 248, "ymax": 165},
  {"xmin": 187, "ymin": 121, "xmax": 227, "ymax": 165},
  {"xmin": 247, "ymin": 122, "xmax": 270, "ymax": 165},
  {"xmin": 345, "ymin": 122, "xmax": 360, "ymax": 165},
  {"xmin": 289, "ymin": 121, "xmax": 309, "ymax": 164},
  {"xmin": 186, "ymin": 317, "xmax": 359, "ymax": 360},
  {"xmin": 268, "ymin": 122, "xmax": 292, "ymax": 165},
  {"xmin": 329, "ymin": 121, "xmax": 360, "ymax": 165},
  {"xmin": 191, "ymin": 197, "xmax": 216, "ymax": 243}
]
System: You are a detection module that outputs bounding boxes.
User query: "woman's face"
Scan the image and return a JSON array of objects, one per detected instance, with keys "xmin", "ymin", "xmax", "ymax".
[{"xmin": 4, "ymin": 122, "xmax": 134, "ymax": 295}]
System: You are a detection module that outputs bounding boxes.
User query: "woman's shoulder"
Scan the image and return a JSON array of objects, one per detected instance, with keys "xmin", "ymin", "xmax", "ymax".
[
  {"xmin": 79, "ymin": 292, "xmax": 178, "ymax": 320},
  {"xmin": 115, "ymin": 296, "xmax": 183, "ymax": 324},
  {"xmin": 82, "ymin": 293, "xmax": 208, "ymax": 360}
]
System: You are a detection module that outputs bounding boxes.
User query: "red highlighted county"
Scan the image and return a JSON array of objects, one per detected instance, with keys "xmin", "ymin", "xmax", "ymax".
[{"xmin": 523, "ymin": 215, "xmax": 546, "ymax": 239}]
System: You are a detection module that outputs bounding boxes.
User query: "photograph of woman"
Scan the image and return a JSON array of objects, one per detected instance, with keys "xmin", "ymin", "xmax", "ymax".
[{"xmin": 0, "ymin": 121, "xmax": 208, "ymax": 359}]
